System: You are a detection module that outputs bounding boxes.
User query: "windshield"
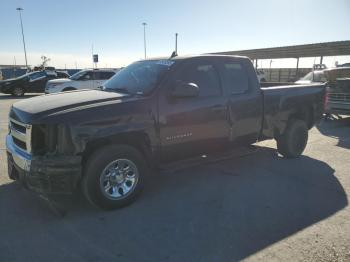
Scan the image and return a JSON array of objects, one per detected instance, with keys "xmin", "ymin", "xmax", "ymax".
[
  {"xmin": 15, "ymin": 71, "xmax": 40, "ymax": 80},
  {"xmin": 300, "ymin": 71, "xmax": 327, "ymax": 82},
  {"xmin": 103, "ymin": 60, "xmax": 174, "ymax": 95},
  {"xmin": 69, "ymin": 70, "xmax": 88, "ymax": 80}
]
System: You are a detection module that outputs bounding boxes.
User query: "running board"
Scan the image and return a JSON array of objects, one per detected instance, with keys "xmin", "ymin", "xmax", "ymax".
[{"xmin": 159, "ymin": 145, "xmax": 259, "ymax": 173}]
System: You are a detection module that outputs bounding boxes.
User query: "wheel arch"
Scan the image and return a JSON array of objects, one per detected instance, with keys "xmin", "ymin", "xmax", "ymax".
[
  {"xmin": 82, "ymin": 131, "xmax": 154, "ymax": 168},
  {"xmin": 288, "ymin": 105, "xmax": 314, "ymax": 129},
  {"xmin": 62, "ymin": 87, "xmax": 77, "ymax": 92},
  {"xmin": 274, "ymin": 105, "xmax": 314, "ymax": 138}
]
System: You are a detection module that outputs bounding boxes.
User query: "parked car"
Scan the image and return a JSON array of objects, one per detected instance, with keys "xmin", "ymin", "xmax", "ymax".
[
  {"xmin": 45, "ymin": 68, "xmax": 117, "ymax": 93},
  {"xmin": 0, "ymin": 70, "xmax": 70, "ymax": 96},
  {"xmin": 0, "ymin": 69, "xmax": 3, "ymax": 80},
  {"xmin": 295, "ymin": 70, "xmax": 328, "ymax": 84},
  {"xmin": 6, "ymin": 55, "xmax": 325, "ymax": 209},
  {"xmin": 256, "ymin": 69, "xmax": 266, "ymax": 82},
  {"xmin": 295, "ymin": 67, "xmax": 350, "ymax": 85}
]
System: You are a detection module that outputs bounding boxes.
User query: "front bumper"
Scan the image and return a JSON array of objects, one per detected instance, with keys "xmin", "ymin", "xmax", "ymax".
[{"xmin": 6, "ymin": 134, "xmax": 82, "ymax": 194}]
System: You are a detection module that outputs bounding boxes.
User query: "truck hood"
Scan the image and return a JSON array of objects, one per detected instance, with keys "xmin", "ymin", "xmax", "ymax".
[{"xmin": 10, "ymin": 90, "xmax": 127, "ymax": 123}]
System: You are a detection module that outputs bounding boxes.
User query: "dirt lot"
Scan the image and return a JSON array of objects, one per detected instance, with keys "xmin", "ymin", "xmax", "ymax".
[{"xmin": 0, "ymin": 93, "xmax": 349, "ymax": 262}]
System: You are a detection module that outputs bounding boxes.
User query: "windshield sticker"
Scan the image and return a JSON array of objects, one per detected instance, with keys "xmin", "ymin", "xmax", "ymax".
[{"xmin": 156, "ymin": 60, "xmax": 175, "ymax": 67}]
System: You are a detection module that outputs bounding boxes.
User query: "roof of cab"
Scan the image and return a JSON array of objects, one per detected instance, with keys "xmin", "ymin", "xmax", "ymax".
[{"xmin": 142, "ymin": 54, "xmax": 250, "ymax": 62}]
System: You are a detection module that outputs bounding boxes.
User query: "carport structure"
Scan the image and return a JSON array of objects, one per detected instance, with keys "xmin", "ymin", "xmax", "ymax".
[{"xmin": 213, "ymin": 40, "xmax": 350, "ymax": 75}]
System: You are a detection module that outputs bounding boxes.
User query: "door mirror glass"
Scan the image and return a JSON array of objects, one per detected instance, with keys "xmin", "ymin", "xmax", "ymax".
[{"xmin": 171, "ymin": 82, "xmax": 199, "ymax": 98}]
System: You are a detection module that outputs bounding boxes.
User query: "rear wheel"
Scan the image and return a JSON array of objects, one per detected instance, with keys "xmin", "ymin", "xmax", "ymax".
[
  {"xmin": 276, "ymin": 119, "xmax": 308, "ymax": 158},
  {"xmin": 81, "ymin": 144, "xmax": 148, "ymax": 210},
  {"xmin": 12, "ymin": 87, "xmax": 25, "ymax": 97}
]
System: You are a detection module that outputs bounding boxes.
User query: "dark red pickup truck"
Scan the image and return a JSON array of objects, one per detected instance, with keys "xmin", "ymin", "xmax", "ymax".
[{"xmin": 6, "ymin": 55, "xmax": 326, "ymax": 209}]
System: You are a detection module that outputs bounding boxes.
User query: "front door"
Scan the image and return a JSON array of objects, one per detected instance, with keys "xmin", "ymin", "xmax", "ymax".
[
  {"xmin": 218, "ymin": 58, "xmax": 263, "ymax": 144},
  {"xmin": 158, "ymin": 58, "xmax": 231, "ymax": 162},
  {"xmin": 27, "ymin": 71, "xmax": 47, "ymax": 92},
  {"xmin": 79, "ymin": 71, "xmax": 94, "ymax": 89}
]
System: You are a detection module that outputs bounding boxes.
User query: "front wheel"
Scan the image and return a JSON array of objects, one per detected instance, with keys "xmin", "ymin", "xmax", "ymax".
[
  {"xmin": 81, "ymin": 144, "xmax": 148, "ymax": 210},
  {"xmin": 276, "ymin": 119, "xmax": 308, "ymax": 158},
  {"xmin": 12, "ymin": 87, "xmax": 25, "ymax": 97}
]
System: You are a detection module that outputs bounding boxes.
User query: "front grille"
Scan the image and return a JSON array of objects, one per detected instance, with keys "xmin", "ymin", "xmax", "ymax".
[
  {"xmin": 328, "ymin": 93, "xmax": 350, "ymax": 103},
  {"xmin": 13, "ymin": 136, "xmax": 27, "ymax": 150},
  {"xmin": 9, "ymin": 118, "xmax": 32, "ymax": 153}
]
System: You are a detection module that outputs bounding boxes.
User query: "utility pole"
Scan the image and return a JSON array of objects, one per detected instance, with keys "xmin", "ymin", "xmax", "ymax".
[
  {"xmin": 16, "ymin": 7, "xmax": 28, "ymax": 71},
  {"xmin": 142, "ymin": 22, "xmax": 147, "ymax": 59},
  {"xmin": 91, "ymin": 44, "xmax": 94, "ymax": 68}
]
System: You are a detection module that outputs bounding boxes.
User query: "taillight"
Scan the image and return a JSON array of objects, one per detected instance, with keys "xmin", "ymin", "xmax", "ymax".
[{"xmin": 324, "ymin": 87, "xmax": 329, "ymax": 111}]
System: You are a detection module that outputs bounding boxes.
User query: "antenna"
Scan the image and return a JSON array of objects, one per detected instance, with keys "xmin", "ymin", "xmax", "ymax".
[{"xmin": 175, "ymin": 33, "xmax": 178, "ymax": 55}]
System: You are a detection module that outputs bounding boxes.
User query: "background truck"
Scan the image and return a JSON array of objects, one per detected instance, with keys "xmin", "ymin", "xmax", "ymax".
[
  {"xmin": 295, "ymin": 67, "xmax": 350, "ymax": 116},
  {"xmin": 6, "ymin": 55, "xmax": 326, "ymax": 209}
]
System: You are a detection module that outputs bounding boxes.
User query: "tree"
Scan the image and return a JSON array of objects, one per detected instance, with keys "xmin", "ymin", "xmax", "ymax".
[{"xmin": 37, "ymin": 55, "xmax": 50, "ymax": 70}]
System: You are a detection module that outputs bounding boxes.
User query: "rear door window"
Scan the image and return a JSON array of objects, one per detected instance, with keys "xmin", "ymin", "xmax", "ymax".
[
  {"xmin": 221, "ymin": 62, "xmax": 249, "ymax": 94},
  {"xmin": 81, "ymin": 71, "xmax": 93, "ymax": 80},
  {"xmin": 100, "ymin": 71, "xmax": 115, "ymax": 80},
  {"xmin": 175, "ymin": 61, "xmax": 221, "ymax": 97},
  {"xmin": 28, "ymin": 71, "xmax": 46, "ymax": 81}
]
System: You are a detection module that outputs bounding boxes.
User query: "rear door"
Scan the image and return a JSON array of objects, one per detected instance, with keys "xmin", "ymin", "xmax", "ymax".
[
  {"xmin": 158, "ymin": 58, "xmax": 231, "ymax": 162},
  {"xmin": 93, "ymin": 71, "xmax": 115, "ymax": 88},
  {"xmin": 218, "ymin": 58, "xmax": 263, "ymax": 144},
  {"xmin": 79, "ymin": 71, "xmax": 94, "ymax": 89}
]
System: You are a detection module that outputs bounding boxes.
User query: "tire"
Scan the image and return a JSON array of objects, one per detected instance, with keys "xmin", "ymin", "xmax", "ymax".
[
  {"xmin": 276, "ymin": 119, "xmax": 308, "ymax": 158},
  {"xmin": 12, "ymin": 87, "xmax": 25, "ymax": 97},
  {"xmin": 81, "ymin": 144, "xmax": 148, "ymax": 210}
]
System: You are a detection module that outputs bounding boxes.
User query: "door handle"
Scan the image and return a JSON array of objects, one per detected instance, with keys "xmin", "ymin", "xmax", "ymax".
[{"xmin": 211, "ymin": 105, "xmax": 224, "ymax": 113}]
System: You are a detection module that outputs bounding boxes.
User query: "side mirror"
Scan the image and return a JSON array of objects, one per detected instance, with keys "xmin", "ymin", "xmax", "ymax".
[{"xmin": 171, "ymin": 82, "xmax": 199, "ymax": 98}]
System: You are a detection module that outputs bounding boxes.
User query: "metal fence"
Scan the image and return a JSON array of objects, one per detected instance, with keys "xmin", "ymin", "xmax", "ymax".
[{"xmin": 262, "ymin": 68, "xmax": 312, "ymax": 82}]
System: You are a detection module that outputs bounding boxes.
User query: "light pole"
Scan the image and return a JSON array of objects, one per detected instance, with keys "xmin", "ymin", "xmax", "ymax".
[
  {"xmin": 16, "ymin": 7, "xmax": 28, "ymax": 70},
  {"xmin": 142, "ymin": 22, "xmax": 147, "ymax": 59}
]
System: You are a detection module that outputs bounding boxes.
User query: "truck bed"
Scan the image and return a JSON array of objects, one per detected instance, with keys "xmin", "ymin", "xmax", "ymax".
[{"xmin": 261, "ymin": 83, "xmax": 326, "ymax": 138}]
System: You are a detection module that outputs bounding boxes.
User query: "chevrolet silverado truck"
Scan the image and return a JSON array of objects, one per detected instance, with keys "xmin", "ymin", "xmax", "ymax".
[{"xmin": 6, "ymin": 55, "xmax": 326, "ymax": 210}]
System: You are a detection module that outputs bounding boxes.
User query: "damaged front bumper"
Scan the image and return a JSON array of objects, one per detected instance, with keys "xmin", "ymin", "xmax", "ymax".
[{"xmin": 6, "ymin": 134, "xmax": 82, "ymax": 194}]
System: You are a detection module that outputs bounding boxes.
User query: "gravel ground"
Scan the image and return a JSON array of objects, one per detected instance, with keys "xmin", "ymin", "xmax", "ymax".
[{"xmin": 0, "ymin": 93, "xmax": 349, "ymax": 262}]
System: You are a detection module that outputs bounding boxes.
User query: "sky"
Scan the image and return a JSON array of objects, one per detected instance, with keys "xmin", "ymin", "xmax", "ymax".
[{"xmin": 1, "ymin": 0, "xmax": 350, "ymax": 69}]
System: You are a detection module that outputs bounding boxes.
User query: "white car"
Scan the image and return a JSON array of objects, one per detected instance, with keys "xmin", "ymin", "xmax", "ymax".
[
  {"xmin": 45, "ymin": 69, "xmax": 117, "ymax": 94},
  {"xmin": 256, "ymin": 69, "xmax": 266, "ymax": 82}
]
